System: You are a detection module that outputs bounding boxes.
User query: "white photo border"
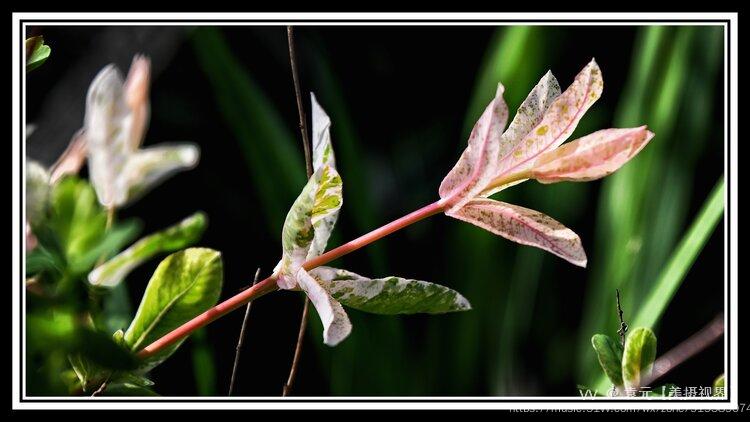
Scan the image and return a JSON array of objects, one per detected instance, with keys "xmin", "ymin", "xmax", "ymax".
[{"xmin": 11, "ymin": 12, "xmax": 739, "ymax": 411}]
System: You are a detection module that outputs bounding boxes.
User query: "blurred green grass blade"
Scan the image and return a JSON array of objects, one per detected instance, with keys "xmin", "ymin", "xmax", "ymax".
[
  {"xmin": 593, "ymin": 177, "xmax": 723, "ymax": 391},
  {"xmin": 631, "ymin": 178, "xmax": 724, "ymax": 329},
  {"xmin": 192, "ymin": 27, "xmax": 305, "ymax": 230},
  {"xmin": 447, "ymin": 26, "xmax": 548, "ymax": 393},
  {"xmin": 191, "ymin": 328, "xmax": 217, "ymax": 395}
]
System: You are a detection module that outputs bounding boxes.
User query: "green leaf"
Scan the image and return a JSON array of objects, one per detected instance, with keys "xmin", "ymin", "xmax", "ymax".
[
  {"xmin": 713, "ymin": 374, "xmax": 725, "ymax": 397},
  {"xmin": 46, "ymin": 176, "xmax": 140, "ymax": 275},
  {"xmin": 310, "ymin": 267, "xmax": 471, "ymax": 315},
  {"xmin": 124, "ymin": 248, "xmax": 223, "ymax": 370},
  {"xmin": 26, "ymin": 36, "xmax": 51, "ymax": 72},
  {"xmin": 591, "ymin": 334, "xmax": 624, "ymax": 387},
  {"xmin": 630, "ymin": 178, "xmax": 724, "ymax": 329},
  {"xmin": 89, "ymin": 212, "xmax": 208, "ymax": 287},
  {"xmin": 622, "ymin": 327, "xmax": 657, "ymax": 389},
  {"xmin": 102, "ymin": 383, "xmax": 159, "ymax": 396}
]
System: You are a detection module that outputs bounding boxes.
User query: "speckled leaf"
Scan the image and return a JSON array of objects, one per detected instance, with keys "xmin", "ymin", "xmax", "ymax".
[
  {"xmin": 311, "ymin": 93, "xmax": 335, "ymax": 170},
  {"xmin": 26, "ymin": 160, "xmax": 50, "ymax": 225},
  {"xmin": 494, "ymin": 59, "xmax": 603, "ymax": 179},
  {"xmin": 622, "ymin": 327, "xmax": 657, "ymax": 390},
  {"xmin": 89, "ymin": 212, "xmax": 207, "ymax": 288},
  {"xmin": 439, "ymin": 84, "xmax": 508, "ymax": 213},
  {"xmin": 297, "ymin": 268, "xmax": 352, "ymax": 346},
  {"xmin": 310, "ymin": 266, "xmax": 471, "ymax": 315},
  {"xmin": 278, "ymin": 164, "xmax": 342, "ymax": 289},
  {"xmin": 124, "ymin": 248, "xmax": 223, "ymax": 370},
  {"xmin": 591, "ymin": 334, "xmax": 624, "ymax": 387},
  {"xmin": 122, "ymin": 144, "xmax": 200, "ymax": 205},
  {"xmin": 532, "ymin": 126, "xmax": 654, "ymax": 183},
  {"xmin": 450, "ymin": 198, "xmax": 587, "ymax": 267},
  {"xmin": 481, "ymin": 71, "xmax": 561, "ymax": 196},
  {"xmin": 85, "ymin": 64, "xmax": 132, "ymax": 207}
]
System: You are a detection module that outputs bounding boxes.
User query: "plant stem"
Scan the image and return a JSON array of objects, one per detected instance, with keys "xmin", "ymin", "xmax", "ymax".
[
  {"xmin": 282, "ymin": 25, "xmax": 314, "ymax": 397},
  {"xmin": 615, "ymin": 289, "xmax": 628, "ymax": 347},
  {"xmin": 228, "ymin": 268, "xmax": 261, "ymax": 396},
  {"xmin": 282, "ymin": 298, "xmax": 309, "ymax": 396},
  {"xmin": 136, "ymin": 199, "xmax": 445, "ymax": 360}
]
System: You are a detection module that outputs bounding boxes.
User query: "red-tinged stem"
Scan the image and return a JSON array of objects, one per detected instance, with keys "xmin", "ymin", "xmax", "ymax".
[{"xmin": 136, "ymin": 199, "xmax": 446, "ymax": 359}]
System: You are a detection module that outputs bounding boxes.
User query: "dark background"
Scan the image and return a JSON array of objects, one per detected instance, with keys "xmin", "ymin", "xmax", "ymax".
[{"xmin": 25, "ymin": 25, "xmax": 725, "ymax": 396}]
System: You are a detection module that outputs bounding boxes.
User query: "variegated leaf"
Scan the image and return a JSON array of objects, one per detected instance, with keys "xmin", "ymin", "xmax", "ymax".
[
  {"xmin": 481, "ymin": 71, "xmax": 561, "ymax": 196},
  {"xmin": 85, "ymin": 65, "xmax": 132, "ymax": 208},
  {"xmin": 494, "ymin": 59, "xmax": 603, "ymax": 179},
  {"xmin": 622, "ymin": 327, "xmax": 657, "ymax": 390},
  {"xmin": 297, "ymin": 268, "xmax": 352, "ymax": 346},
  {"xmin": 310, "ymin": 266, "xmax": 471, "ymax": 315},
  {"xmin": 308, "ymin": 94, "xmax": 340, "ymax": 259},
  {"xmin": 89, "ymin": 212, "xmax": 207, "ymax": 287},
  {"xmin": 278, "ymin": 164, "xmax": 343, "ymax": 289},
  {"xmin": 439, "ymin": 84, "xmax": 508, "ymax": 213},
  {"xmin": 122, "ymin": 144, "xmax": 200, "ymax": 206},
  {"xmin": 311, "ymin": 93, "xmax": 335, "ymax": 170},
  {"xmin": 450, "ymin": 198, "xmax": 587, "ymax": 267},
  {"xmin": 532, "ymin": 126, "xmax": 654, "ymax": 183}
]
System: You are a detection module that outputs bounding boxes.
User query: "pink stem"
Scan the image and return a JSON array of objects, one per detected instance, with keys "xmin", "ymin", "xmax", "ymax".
[{"xmin": 137, "ymin": 200, "xmax": 445, "ymax": 359}]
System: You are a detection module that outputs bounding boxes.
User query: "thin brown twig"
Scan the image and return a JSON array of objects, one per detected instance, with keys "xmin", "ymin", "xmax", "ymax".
[
  {"xmin": 282, "ymin": 25, "xmax": 315, "ymax": 397},
  {"xmin": 644, "ymin": 313, "xmax": 724, "ymax": 388},
  {"xmin": 287, "ymin": 26, "xmax": 313, "ymax": 179},
  {"xmin": 283, "ymin": 299, "xmax": 310, "ymax": 396},
  {"xmin": 615, "ymin": 289, "xmax": 628, "ymax": 347},
  {"xmin": 228, "ymin": 268, "xmax": 261, "ymax": 396}
]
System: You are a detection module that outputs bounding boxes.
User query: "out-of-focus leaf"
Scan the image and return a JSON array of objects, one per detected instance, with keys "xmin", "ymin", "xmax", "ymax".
[
  {"xmin": 191, "ymin": 328, "xmax": 216, "ymax": 395},
  {"xmin": 124, "ymin": 248, "xmax": 223, "ymax": 370},
  {"xmin": 26, "ymin": 36, "xmax": 51, "ymax": 72},
  {"xmin": 591, "ymin": 334, "xmax": 624, "ymax": 387},
  {"xmin": 25, "ymin": 160, "xmax": 50, "ymax": 225},
  {"xmin": 450, "ymin": 198, "xmax": 586, "ymax": 267},
  {"xmin": 102, "ymin": 383, "xmax": 159, "ymax": 396},
  {"xmin": 622, "ymin": 327, "xmax": 657, "ymax": 390},
  {"xmin": 89, "ymin": 212, "xmax": 207, "ymax": 288},
  {"xmin": 46, "ymin": 177, "xmax": 140, "ymax": 276},
  {"xmin": 85, "ymin": 58, "xmax": 199, "ymax": 208},
  {"xmin": 630, "ymin": 178, "xmax": 724, "ymax": 329},
  {"xmin": 439, "ymin": 85, "xmax": 508, "ymax": 213},
  {"xmin": 532, "ymin": 127, "xmax": 654, "ymax": 184},
  {"xmin": 311, "ymin": 266, "xmax": 471, "ymax": 315},
  {"xmin": 192, "ymin": 27, "xmax": 304, "ymax": 230}
]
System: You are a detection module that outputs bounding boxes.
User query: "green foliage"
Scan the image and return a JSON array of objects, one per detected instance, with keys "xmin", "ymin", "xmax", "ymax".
[
  {"xmin": 124, "ymin": 248, "xmax": 223, "ymax": 370},
  {"xmin": 621, "ymin": 327, "xmax": 657, "ymax": 390},
  {"xmin": 26, "ymin": 36, "xmax": 51, "ymax": 72},
  {"xmin": 591, "ymin": 334, "xmax": 624, "ymax": 387},
  {"xmin": 89, "ymin": 212, "xmax": 208, "ymax": 287},
  {"xmin": 713, "ymin": 374, "xmax": 725, "ymax": 397},
  {"xmin": 312, "ymin": 267, "xmax": 470, "ymax": 315}
]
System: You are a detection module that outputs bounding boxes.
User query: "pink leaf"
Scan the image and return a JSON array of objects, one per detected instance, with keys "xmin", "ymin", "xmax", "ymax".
[
  {"xmin": 439, "ymin": 84, "xmax": 508, "ymax": 213},
  {"xmin": 450, "ymin": 198, "xmax": 587, "ymax": 267},
  {"xmin": 494, "ymin": 59, "xmax": 604, "ymax": 179},
  {"xmin": 532, "ymin": 126, "xmax": 654, "ymax": 183},
  {"xmin": 296, "ymin": 268, "xmax": 352, "ymax": 346},
  {"xmin": 481, "ymin": 71, "xmax": 561, "ymax": 197}
]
